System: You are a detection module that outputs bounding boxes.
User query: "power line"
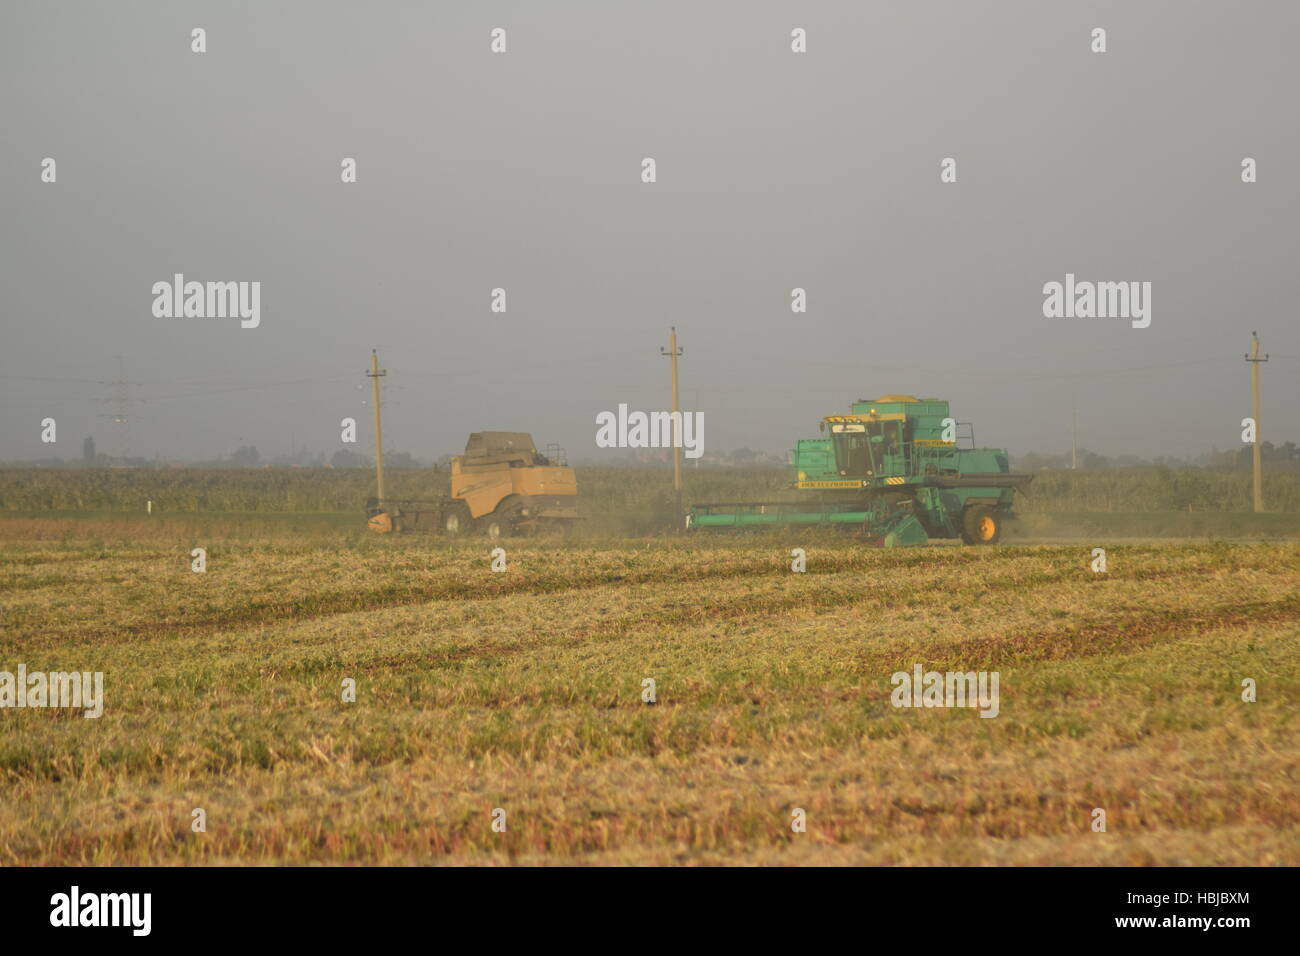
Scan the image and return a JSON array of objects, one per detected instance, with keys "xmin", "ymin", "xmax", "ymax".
[{"xmin": 140, "ymin": 376, "xmax": 351, "ymax": 402}]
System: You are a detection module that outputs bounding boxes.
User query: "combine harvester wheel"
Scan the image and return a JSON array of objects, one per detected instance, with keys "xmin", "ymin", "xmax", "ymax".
[
  {"xmin": 442, "ymin": 501, "xmax": 473, "ymax": 535},
  {"xmin": 961, "ymin": 506, "xmax": 1001, "ymax": 545}
]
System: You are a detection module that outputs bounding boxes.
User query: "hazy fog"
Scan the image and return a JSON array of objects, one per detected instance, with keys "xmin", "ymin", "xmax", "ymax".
[{"xmin": 3, "ymin": 1, "xmax": 1297, "ymax": 463}]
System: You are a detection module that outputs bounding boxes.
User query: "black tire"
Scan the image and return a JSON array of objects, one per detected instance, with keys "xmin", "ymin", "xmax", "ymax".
[
  {"xmin": 442, "ymin": 500, "xmax": 473, "ymax": 536},
  {"xmin": 961, "ymin": 506, "xmax": 1001, "ymax": 545},
  {"xmin": 485, "ymin": 497, "xmax": 526, "ymax": 540}
]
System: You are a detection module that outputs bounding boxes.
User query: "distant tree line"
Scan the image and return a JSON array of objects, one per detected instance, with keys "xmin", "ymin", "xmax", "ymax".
[
  {"xmin": 1, "ymin": 440, "xmax": 431, "ymax": 469},
  {"xmin": 1016, "ymin": 442, "xmax": 1300, "ymax": 472}
]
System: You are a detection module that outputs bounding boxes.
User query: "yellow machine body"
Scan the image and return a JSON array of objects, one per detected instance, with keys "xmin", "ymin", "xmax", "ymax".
[
  {"xmin": 451, "ymin": 432, "xmax": 578, "ymax": 520},
  {"xmin": 365, "ymin": 431, "xmax": 578, "ymax": 535}
]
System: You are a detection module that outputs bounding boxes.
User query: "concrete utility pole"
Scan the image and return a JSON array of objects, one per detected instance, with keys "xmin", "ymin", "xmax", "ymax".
[
  {"xmin": 1245, "ymin": 332, "xmax": 1268, "ymax": 512},
  {"xmin": 368, "ymin": 350, "xmax": 387, "ymax": 504},
  {"xmin": 660, "ymin": 327, "xmax": 684, "ymax": 511}
]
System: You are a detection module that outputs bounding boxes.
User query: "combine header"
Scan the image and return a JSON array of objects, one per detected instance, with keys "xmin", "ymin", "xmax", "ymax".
[{"xmin": 688, "ymin": 395, "xmax": 1030, "ymax": 547}]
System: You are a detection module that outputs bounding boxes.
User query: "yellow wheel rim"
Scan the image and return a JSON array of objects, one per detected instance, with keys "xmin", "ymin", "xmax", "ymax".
[{"xmin": 979, "ymin": 516, "xmax": 996, "ymax": 540}]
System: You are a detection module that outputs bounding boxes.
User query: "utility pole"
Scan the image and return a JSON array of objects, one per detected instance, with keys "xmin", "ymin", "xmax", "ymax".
[
  {"xmin": 1071, "ymin": 395, "xmax": 1077, "ymax": 470},
  {"xmin": 367, "ymin": 350, "xmax": 387, "ymax": 504},
  {"xmin": 660, "ymin": 327, "xmax": 684, "ymax": 513},
  {"xmin": 1245, "ymin": 331, "xmax": 1268, "ymax": 512}
]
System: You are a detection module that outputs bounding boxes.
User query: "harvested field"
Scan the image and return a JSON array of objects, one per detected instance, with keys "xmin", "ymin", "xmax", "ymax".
[{"xmin": 2, "ymin": 514, "xmax": 1296, "ymax": 865}]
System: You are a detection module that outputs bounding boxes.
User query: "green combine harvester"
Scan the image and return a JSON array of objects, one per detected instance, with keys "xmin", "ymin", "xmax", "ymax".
[{"xmin": 687, "ymin": 395, "xmax": 1031, "ymax": 547}]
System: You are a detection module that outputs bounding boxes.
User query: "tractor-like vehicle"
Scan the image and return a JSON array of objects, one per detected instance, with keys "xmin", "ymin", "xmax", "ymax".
[
  {"xmin": 687, "ymin": 395, "xmax": 1030, "ymax": 546},
  {"xmin": 366, "ymin": 431, "xmax": 578, "ymax": 538}
]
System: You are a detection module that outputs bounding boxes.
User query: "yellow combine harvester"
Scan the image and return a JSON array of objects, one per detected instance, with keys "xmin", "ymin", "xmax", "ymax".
[{"xmin": 366, "ymin": 432, "xmax": 579, "ymax": 539}]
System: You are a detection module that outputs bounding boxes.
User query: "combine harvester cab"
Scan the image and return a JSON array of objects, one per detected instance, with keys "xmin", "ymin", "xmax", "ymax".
[
  {"xmin": 367, "ymin": 432, "xmax": 579, "ymax": 538},
  {"xmin": 688, "ymin": 395, "xmax": 1031, "ymax": 547}
]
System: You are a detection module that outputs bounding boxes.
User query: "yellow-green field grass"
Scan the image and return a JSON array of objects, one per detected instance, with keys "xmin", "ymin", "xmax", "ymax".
[{"xmin": 1, "ymin": 516, "xmax": 1297, "ymax": 865}]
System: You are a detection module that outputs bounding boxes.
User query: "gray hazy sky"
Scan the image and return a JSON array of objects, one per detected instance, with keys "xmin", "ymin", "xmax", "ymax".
[{"xmin": 3, "ymin": 1, "xmax": 1297, "ymax": 463}]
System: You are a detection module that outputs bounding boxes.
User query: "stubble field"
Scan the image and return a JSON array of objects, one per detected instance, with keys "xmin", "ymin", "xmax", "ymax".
[{"xmin": 2, "ymin": 510, "xmax": 1297, "ymax": 865}]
